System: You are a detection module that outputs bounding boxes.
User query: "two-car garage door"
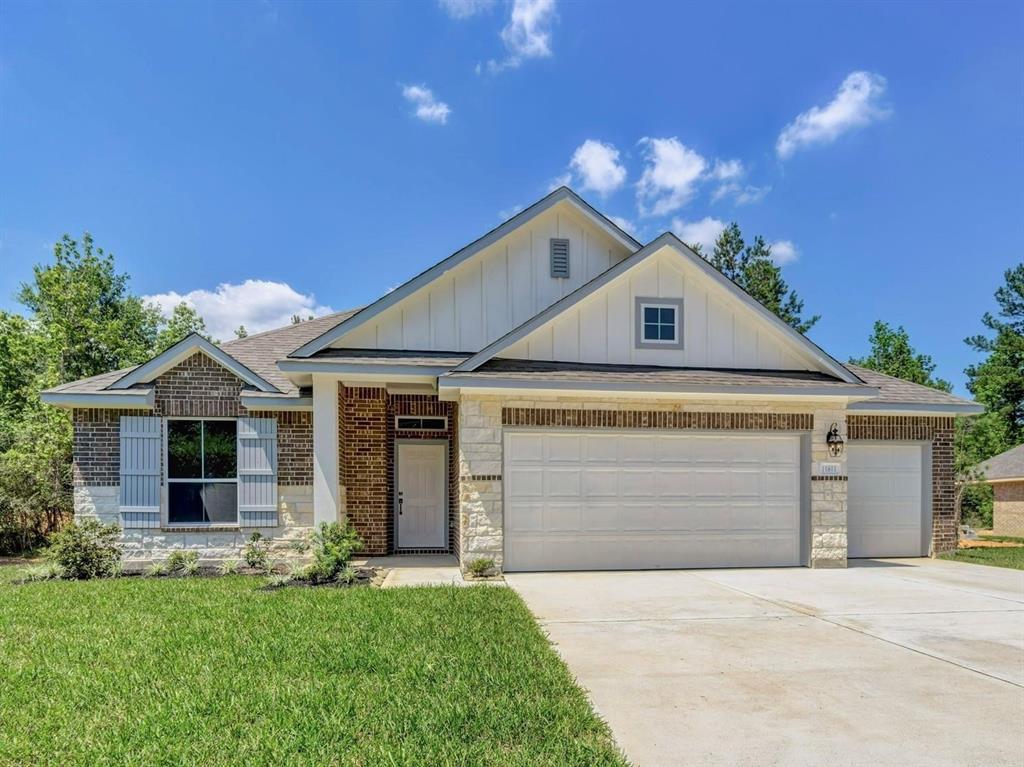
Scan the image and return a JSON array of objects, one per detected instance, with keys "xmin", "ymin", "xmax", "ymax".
[{"xmin": 503, "ymin": 430, "xmax": 802, "ymax": 572}]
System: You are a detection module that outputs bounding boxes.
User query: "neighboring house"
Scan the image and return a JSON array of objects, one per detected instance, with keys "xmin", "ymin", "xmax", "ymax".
[
  {"xmin": 41, "ymin": 187, "xmax": 982, "ymax": 572},
  {"xmin": 978, "ymin": 444, "xmax": 1024, "ymax": 536}
]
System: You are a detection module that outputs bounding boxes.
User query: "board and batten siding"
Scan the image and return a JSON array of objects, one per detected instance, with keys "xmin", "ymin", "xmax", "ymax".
[
  {"xmin": 502, "ymin": 246, "xmax": 815, "ymax": 370},
  {"xmin": 238, "ymin": 417, "xmax": 279, "ymax": 527},
  {"xmin": 119, "ymin": 415, "xmax": 161, "ymax": 529},
  {"xmin": 332, "ymin": 203, "xmax": 632, "ymax": 352}
]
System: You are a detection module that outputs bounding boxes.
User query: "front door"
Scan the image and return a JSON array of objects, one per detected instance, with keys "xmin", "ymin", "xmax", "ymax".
[{"xmin": 396, "ymin": 442, "xmax": 447, "ymax": 549}]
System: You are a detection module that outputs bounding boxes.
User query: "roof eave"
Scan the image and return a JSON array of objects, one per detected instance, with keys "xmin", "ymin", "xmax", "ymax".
[{"xmin": 40, "ymin": 390, "xmax": 155, "ymax": 410}]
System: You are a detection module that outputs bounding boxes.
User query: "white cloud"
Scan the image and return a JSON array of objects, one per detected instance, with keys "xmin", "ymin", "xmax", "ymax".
[
  {"xmin": 710, "ymin": 159, "xmax": 743, "ymax": 181},
  {"xmin": 547, "ymin": 172, "xmax": 572, "ymax": 192},
  {"xmin": 483, "ymin": 0, "xmax": 557, "ymax": 73},
  {"xmin": 498, "ymin": 203, "xmax": 524, "ymax": 220},
  {"xmin": 713, "ymin": 182, "xmax": 772, "ymax": 205},
  {"xmin": 769, "ymin": 240, "xmax": 799, "ymax": 265},
  {"xmin": 145, "ymin": 280, "xmax": 334, "ymax": 340},
  {"xmin": 636, "ymin": 137, "xmax": 708, "ymax": 217},
  {"xmin": 670, "ymin": 216, "xmax": 726, "ymax": 252},
  {"xmin": 776, "ymin": 71, "xmax": 890, "ymax": 159},
  {"xmin": 569, "ymin": 139, "xmax": 627, "ymax": 196},
  {"xmin": 608, "ymin": 215, "xmax": 637, "ymax": 236},
  {"xmin": 401, "ymin": 84, "xmax": 451, "ymax": 125},
  {"xmin": 438, "ymin": 0, "xmax": 494, "ymax": 19}
]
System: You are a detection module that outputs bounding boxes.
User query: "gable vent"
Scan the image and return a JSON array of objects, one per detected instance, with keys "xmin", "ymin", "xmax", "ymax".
[{"xmin": 550, "ymin": 238, "xmax": 570, "ymax": 278}]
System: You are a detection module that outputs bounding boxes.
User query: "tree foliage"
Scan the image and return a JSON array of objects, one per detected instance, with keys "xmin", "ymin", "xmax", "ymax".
[
  {"xmin": 699, "ymin": 223, "xmax": 819, "ymax": 334},
  {"xmin": 849, "ymin": 320, "xmax": 952, "ymax": 392},
  {"xmin": 154, "ymin": 302, "xmax": 212, "ymax": 352},
  {"xmin": 0, "ymin": 233, "xmax": 208, "ymax": 553}
]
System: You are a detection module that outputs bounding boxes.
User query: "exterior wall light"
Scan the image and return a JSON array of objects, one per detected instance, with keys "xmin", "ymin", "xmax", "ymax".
[{"xmin": 826, "ymin": 422, "xmax": 845, "ymax": 458}]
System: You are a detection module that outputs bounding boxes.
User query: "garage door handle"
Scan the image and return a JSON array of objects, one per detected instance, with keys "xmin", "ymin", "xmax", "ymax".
[{"xmin": 398, "ymin": 492, "xmax": 403, "ymax": 515}]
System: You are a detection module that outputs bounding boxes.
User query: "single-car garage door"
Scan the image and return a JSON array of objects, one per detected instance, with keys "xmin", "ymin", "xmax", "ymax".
[
  {"xmin": 848, "ymin": 443, "xmax": 927, "ymax": 558},
  {"xmin": 503, "ymin": 430, "xmax": 802, "ymax": 572}
]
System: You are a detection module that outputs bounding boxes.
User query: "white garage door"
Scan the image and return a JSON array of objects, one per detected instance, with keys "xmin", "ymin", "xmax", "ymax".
[
  {"xmin": 848, "ymin": 443, "xmax": 925, "ymax": 558},
  {"xmin": 503, "ymin": 430, "xmax": 802, "ymax": 572}
]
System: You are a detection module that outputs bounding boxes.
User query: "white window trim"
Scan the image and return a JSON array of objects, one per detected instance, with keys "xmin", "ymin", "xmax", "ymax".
[
  {"xmin": 163, "ymin": 416, "xmax": 239, "ymax": 528},
  {"xmin": 394, "ymin": 415, "xmax": 449, "ymax": 431},
  {"xmin": 635, "ymin": 297, "xmax": 684, "ymax": 350}
]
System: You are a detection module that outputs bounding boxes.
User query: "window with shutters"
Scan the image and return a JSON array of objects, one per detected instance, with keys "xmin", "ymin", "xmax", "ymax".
[
  {"xmin": 166, "ymin": 419, "xmax": 238, "ymax": 524},
  {"xmin": 550, "ymin": 238, "xmax": 570, "ymax": 278}
]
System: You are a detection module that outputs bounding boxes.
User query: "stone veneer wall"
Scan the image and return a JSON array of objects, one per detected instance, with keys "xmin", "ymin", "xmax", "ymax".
[
  {"xmin": 992, "ymin": 481, "xmax": 1024, "ymax": 537},
  {"xmin": 847, "ymin": 415, "xmax": 956, "ymax": 554},
  {"xmin": 458, "ymin": 394, "xmax": 848, "ymax": 571},
  {"xmin": 338, "ymin": 386, "xmax": 458, "ymax": 556},
  {"xmin": 71, "ymin": 352, "xmax": 315, "ymax": 564}
]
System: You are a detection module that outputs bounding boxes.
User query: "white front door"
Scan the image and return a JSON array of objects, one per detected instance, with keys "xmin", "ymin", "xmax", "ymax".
[
  {"xmin": 848, "ymin": 443, "xmax": 925, "ymax": 557},
  {"xmin": 503, "ymin": 430, "xmax": 802, "ymax": 572},
  {"xmin": 397, "ymin": 442, "xmax": 447, "ymax": 549}
]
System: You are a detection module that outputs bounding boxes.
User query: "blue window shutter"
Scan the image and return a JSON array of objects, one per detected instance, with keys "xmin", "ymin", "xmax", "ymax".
[
  {"xmin": 238, "ymin": 417, "xmax": 278, "ymax": 527},
  {"xmin": 119, "ymin": 415, "xmax": 161, "ymax": 529}
]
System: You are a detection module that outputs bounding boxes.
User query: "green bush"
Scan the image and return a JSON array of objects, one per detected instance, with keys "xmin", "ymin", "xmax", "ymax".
[
  {"xmin": 165, "ymin": 550, "xmax": 199, "ymax": 575},
  {"xmin": 45, "ymin": 519, "xmax": 121, "ymax": 579},
  {"xmin": 244, "ymin": 532, "xmax": 269, "ymax": 570},
  {"xmin": 466, "ymin": 557, "xmax": 495, "ymax": 578},
  {"xmin": 305, "ymin": 521, "xmax": 363, "ymax": 583},
  {"xmin": 217, "ymin": 558, "xmax": 241, "ymax": 576}
]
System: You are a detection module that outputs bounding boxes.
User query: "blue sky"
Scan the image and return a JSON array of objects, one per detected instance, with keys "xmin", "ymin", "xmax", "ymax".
[{"xmin": 1, "ymin": 0, "xmax": 1021, "ymax": 394}]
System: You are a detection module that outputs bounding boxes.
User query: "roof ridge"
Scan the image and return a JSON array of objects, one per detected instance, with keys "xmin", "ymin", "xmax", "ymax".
[{"xmin": 221, "ymin": 307, "xmax": 362, "ymax": 349}]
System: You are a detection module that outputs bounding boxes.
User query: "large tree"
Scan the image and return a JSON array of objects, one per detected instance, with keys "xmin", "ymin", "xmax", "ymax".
[
  {"xmin": 849, "ymin": 320, "xmax": 953, "ymax": 392},
  {"xmin": 700, "ymin": 223, "xmax": 820, "ymax": 334},
  {"xmin": 154, "ymin": 302, "xmax": 213, "ymax": 352},
  {"xmin": 0, "ymin": 233, "xmax": 162, "ymax": 552},
  {"xmin": 964, "ymin": 263, "xmax": 1024, "ymax": 449}
]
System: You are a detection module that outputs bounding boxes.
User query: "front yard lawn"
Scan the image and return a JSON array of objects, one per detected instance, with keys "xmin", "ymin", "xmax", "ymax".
[
  {"xmin": 941, "ymin": 546, "xmax": 1024, "ymax": 570},
  {"xmin": 0, "ymin": 573, "xmax": 626, "ymax": 766}
]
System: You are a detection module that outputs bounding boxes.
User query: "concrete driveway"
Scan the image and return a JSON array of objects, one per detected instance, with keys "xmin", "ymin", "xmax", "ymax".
[{"xmin": 507, "ymin": 559, "xmax": 1024, "ymax": 767}]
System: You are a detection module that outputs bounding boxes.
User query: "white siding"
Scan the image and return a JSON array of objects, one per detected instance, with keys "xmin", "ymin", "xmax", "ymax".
[
  {"xmin": 503, "ymin": 246, "xmax": 820, "ymax": 371},
  {"xmin": 328, "ymin": 202, "xmax": 632, "ymax": 352}
]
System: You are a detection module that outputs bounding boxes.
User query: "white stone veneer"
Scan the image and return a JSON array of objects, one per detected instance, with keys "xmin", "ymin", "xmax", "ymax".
[
  {"xmin": 73, "ymin": 485, "xmax": 315, "ymax": 567},
  {"xmin": 457, "ymin": 394, "xmax": 849, "ymax": 572}
]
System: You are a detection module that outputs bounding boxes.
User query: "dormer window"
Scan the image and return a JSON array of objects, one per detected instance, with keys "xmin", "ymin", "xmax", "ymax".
[
  {"xmin": 550, "ymin": 238, "xmax": 570, "ymax": 278},
  {"xmin": 635, "ymin": 297, "xmax": 684, "ymax": 349}
]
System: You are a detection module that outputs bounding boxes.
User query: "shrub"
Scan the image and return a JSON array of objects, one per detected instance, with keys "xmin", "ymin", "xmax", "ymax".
[
  {"xmin": 217, "ymin": 558, "xmax": 241, "ymax": 576},
  {"xmin": 305, "ymin": 521, "xmax": 362, "ymax": 583},
  {"xmin": 18, "ymin": 562, "xmax": 64, "ymax": 583},
  {"xmin": 466, "ymin": 557, "xmax": 495, "ymax": 578},
  {"xmin": 335, "ymin": 564, "xmax": 359, "ymax": 585},
  {"xmin": 244, "ymin": 532, "xmax": 268, "ymax": 570},
  {"xmin": 145, "ymin": 560, "xmax": 168, "ymax": 577},
  {"xmin": 45, "ymin": 519, "xmax": 121, "ymax": 579},
  {"xmin": 165, "ymin": 550, "xmax": 199, "ymax": 575}
]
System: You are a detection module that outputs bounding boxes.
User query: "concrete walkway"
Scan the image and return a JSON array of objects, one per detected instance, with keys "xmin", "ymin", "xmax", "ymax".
[
  {"xmin": 358, "ymin": 555, "xmax": 470, "ymax": 587},
  {"xmin": 508, "ymin": 559, "xmax": 1024, "ymax": 767}
]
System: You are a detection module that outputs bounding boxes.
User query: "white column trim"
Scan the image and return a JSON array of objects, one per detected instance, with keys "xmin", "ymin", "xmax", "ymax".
[{"xmin": 312, "ymin": 374, "xmax": 340, "ymax": 526}]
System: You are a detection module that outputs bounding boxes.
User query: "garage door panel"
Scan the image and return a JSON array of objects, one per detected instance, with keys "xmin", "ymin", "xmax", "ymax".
[
  {"xmin": 848, "ymin": 443, "xmax": 924, "ymax": 558},
  {"xmin": 545, "ymin": 434, "xmax": 581, "ymax": 462},
  {"xmin": 504, "ymin": 430, "xmax": 802, "ymax": 571},
  {"xmin": 507, "ymin": 433, "xmax": 544, "ymax": 461}
]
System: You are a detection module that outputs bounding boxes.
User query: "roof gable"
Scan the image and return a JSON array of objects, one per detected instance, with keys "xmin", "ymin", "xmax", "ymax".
[
  {"xmin": 108, "ymin": 333, "xmax": 279, "ymax": 393},
  {"xmin": 454, "ymin": 232, "xmax": 860, "ymax": 383},
  {"xmin": 290, "ymin": 187, "xmax": 641, "ymax": 358}
]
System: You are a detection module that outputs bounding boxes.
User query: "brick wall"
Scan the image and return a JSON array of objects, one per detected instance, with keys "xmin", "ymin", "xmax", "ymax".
[
  {"xmin": 848, "ymin": 415, "xmax": 957, "ymax": 554},
  {"xmin": 338, "ymin": 387, "xmax": 459, "ymax": 556},
  {"xmin": 503, "ymin": 408, "xmax": 813, "ymax": 431},
  {"xmin": 993, "ymin": 481, "xmax": 1024, "ymax": 537},
  {"xmin": 72, "ymin": 352, "xmax": 313, "ymax": 489}
]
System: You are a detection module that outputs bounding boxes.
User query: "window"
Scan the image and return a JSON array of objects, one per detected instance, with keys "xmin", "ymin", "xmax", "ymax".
[
  {"xmin": 635, "ymin": 297, "xmax": 684, "ymax": 349},
  {"xmin": 395, "ymin": 416, "xmax": 448, "ymax": 431},
  {"xmin": 550, "ymin": 238, "xmax": 570, "ymax": 278},
  {"xmin": 166, "ymin": 419, "xmax": 237, "ymax": 525}
]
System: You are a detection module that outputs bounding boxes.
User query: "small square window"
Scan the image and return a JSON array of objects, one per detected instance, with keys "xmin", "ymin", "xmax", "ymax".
[{"xmin": 635, "ymin": 298, "xmax": 683, "ymax": 349}]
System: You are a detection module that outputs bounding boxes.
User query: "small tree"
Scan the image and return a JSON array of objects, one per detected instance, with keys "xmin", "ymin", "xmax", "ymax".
[
  {"xmin": 154, "ymin": 302, "xmax": 212, "ymax": 352},
  {"xmin": 850, "ymin": 320, "xmax": 953, "ymax": 392},
  {"xmin": 234, "ymin": 325, "xmax": 248, "ymax": 339}
]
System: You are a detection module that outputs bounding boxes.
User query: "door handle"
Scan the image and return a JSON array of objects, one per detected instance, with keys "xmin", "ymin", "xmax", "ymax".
[{"xmin": 398, "ymin": 491, "xmax": 403, "ymax": 515}]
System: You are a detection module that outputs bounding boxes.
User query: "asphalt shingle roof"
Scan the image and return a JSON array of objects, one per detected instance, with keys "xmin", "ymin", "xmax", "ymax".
[
  {"xmin": 979, "ymin": 444, "xmax": 1024, "ymax": 481},
  {"xmin": 844, "ymin": 364, "xmax": 977, "ymax": 408}
]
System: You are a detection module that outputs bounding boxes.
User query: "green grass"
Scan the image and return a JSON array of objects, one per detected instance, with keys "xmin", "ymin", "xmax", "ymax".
[
  {"xmin": 0, "ymin": 572, "xmax": 627, "ymax": 766},
  {"xmin": 941, "ymin": 546, "xmax": 1024, "ymax": 570}
]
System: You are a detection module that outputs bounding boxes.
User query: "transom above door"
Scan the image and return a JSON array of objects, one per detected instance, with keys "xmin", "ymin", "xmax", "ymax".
[{"xmin": 396, "ymin": 441, "xmax": 447, "ymax": 549}]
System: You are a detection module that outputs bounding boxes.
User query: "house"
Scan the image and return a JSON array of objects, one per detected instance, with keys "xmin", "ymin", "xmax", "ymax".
[
  {"xmin": 978, "ymin": 444, "xmax": 1024, "ymax": 536},
  {"xmin": 41, "ymin": 187, "xmax": 983, "ymax": 572}
]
